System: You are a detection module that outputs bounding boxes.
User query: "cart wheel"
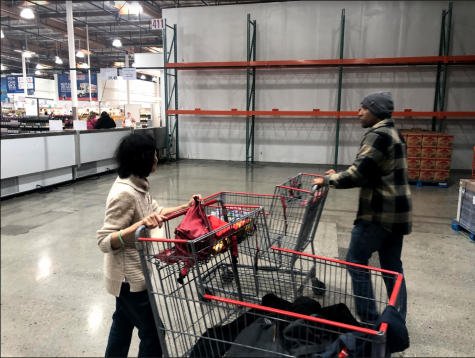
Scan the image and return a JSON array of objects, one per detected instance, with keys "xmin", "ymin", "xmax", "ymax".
[
  {"xmin": 311, "ymin": 277, "xmax": 326, "ymax": 295},
  {"xmin": 221, "ymin": 269, "xmax": 234, "ymax": 284}
]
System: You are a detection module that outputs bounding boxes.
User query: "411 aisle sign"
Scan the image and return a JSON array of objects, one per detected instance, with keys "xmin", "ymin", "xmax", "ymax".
[{"xmin": 151, "ymin": 18, "xmax": 165, "ymax": 30}]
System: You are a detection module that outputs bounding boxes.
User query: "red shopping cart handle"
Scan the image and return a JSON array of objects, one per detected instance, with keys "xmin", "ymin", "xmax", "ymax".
[{"xmin": 301, "ymin": 173, "xmax": 325, "ymax": 178}]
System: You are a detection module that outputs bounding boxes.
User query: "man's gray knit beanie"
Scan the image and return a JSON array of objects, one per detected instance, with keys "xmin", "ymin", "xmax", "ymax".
[{"xmin": 361, "ymin": 92, "xmax": 394, "ymax": 120}]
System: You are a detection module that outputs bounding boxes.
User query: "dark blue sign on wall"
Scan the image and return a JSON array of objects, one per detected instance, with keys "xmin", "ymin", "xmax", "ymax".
[
  {"xmin": 1, "ymin": 77, "xmax": 7, "ymax": 102},
  {"xmin": 57, "ymin": 73, "xmax": 98, "ymax": 101},
  {"xmin": 5, "ymin": 75, "xmax": 35, "ymax": 94}
]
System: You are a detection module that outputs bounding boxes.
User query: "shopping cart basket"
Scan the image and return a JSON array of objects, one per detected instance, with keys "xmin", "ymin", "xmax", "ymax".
[
  {"xmin": 136, "ymin": 222, "xmax": 404, "ymax": 357},
  {"xmin": 201, "ymin": 185, "xmax": 329, "ymax": 297}
]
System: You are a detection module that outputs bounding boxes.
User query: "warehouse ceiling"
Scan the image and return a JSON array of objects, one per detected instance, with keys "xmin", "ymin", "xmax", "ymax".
[{"xmin": 0, "ymin": 0, "xmax": 296, "ymax": 79}]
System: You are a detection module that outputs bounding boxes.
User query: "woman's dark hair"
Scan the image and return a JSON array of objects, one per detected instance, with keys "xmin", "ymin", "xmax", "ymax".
[{"xmin": 115, "ymin": 134, "xmax": 157, "ymax": 178}]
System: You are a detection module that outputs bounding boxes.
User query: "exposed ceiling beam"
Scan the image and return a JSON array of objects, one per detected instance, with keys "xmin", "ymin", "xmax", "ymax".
[
  {"xmin": 1, "ymin": 3, "xmax": 115, "ymax": 49},
  {"xmin": 0, "ymin": 3, "xmax": 151, "ymax": 53},
  {"xmin": 38, "ymin": 10, "xmax": 115, "ymax": 19},
  {"xmin": 1, "ymin": 50, "xmax": 126, "ymax": 69},
  {"xmin": 139, "ymin": 2, "xmax": 163, "ymax": 19},
  {"xmin": 73, "ymin": 20, "xmax": 151, "ymax": 28}
]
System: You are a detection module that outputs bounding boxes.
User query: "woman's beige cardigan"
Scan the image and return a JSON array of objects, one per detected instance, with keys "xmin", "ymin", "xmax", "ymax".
[{"xmin": 97, "ymin": 175, "xmax": 163, "ymax": 297}]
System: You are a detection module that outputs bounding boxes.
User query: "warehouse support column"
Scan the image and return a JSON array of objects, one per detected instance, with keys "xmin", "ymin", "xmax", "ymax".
[
  {"xmin": 66, "ymin": 1, "xmax": 78, "ymax": 120},
  {"xmin": 22, "ymin": 53, "xmax": 27, "ymax": 97},
  {"xmin": 334, "ymin": 9, "xmax": 345, "ymax": 171},
  {"xmin": 125, "ymin": 53, "xmax": 130, "ymax": 105}
]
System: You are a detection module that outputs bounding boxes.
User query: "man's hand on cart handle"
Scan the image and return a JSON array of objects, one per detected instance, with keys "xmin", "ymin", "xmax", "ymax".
[
  {"xmin": 312, "ymin": 169, "xmax": 336, "ymax": 187},
  {"xmin": 312, "ymin": 177, "xmax": 325, "ymax": 186}
]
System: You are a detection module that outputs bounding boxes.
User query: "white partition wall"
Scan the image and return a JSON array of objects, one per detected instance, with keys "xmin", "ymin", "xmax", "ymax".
[
  {"xmin": 1, "ymin": 134, "xmax": 75, "ymax": 179},
  {"xmin": 163, "ymin": 1, "xmax": 475, "ymax": 168}
]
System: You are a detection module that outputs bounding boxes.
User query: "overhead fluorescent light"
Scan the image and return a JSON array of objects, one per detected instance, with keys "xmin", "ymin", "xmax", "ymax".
[
  {"xmin": 23, "ymin": 51, "xmax": 32, "ymax": 58},
  {"xmin": 36, "ymin": 63, "xmax": 43, "ymax": 69},
  {"xmin": 20, "ymin": 8, "xmax": 35, "ymax": 19},
  {"xmin": 140, "ymin": 75, "xmax": 146, "ymax": 80},
  {"xmin": 128, "ymin": 2, "xmax": 143, "ymax": 15},
  {"xmin": 76, "ymin": 50, "xmax": 84, "ymax": 58},
  {"xmin": 35, "ymin": 70, "xmax": 41, "ymax": 75},
  {"xmin": 112, "ymin": 38, "xmax": 122, "ymax": 47},
  {"xmin": 55, "ymin": 56, "xmax": 63, "ymax": 64}
]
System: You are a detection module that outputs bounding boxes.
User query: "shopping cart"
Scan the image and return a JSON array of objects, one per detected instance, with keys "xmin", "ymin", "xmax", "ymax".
[
  {"xmin": 135, "ymin": 218, "xmax": 403, "ymax": 357},
  {"xmin": 201, "ymin": 183, "xmax": 329, "ymax": 297}
]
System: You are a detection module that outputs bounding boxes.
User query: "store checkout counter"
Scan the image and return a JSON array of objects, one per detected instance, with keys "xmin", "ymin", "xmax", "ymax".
[{"xmin": 0, "ymin": 127, "xmax": 167, "ymax": 197}]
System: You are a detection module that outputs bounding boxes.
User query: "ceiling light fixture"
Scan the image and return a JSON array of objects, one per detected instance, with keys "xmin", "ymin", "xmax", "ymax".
[
  {"xmin": 35, "ymin": 70, "xmax": 41, "ymax": 75},
  {"xmin": 36, "ymin": 63, "xmax": 43, "ymax": 70},
  {"xmin": 76, "ymin": 39, "xmax": 85, "ymax": 58},
  {"xmin": 20, "ymin": 8, "xmax": 35, "ymax": 19},
  {"xmin": 82, "ymin": 63, "xmax": 89, "ymax": 69},
  {"xmin": 23, "ymin": 51, "xmax": 32, "ymax": 58},
  {"xmin": 140, "ymin": 75, "xmax": 146, "ymax": 80},
  {"xmin": 128, "ymin": 2, "xmax": 143, "ymax": 15},
  {"xmin": 112, "ymin": 38, "xmax": 122, "ymax": 47},
  {"xmin": 55, "ymin": 56, "xmax": 63, "ymax": 64},
  {"xmin": 1, "ymin": 30, "xmax": 4, "ymax": 39}
]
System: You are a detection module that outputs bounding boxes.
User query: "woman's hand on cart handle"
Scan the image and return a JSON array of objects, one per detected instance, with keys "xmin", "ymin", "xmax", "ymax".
[
  {"xmin": 141, "ymin": 213, "xmax": 168, "ymax": 229},
  {"xmin": 187, "ymin": 194, "xmax": 202, "ymax": 207},
  {"xmin": 325, "ymin": 169, "xmax": 336, "ymax": 175}
]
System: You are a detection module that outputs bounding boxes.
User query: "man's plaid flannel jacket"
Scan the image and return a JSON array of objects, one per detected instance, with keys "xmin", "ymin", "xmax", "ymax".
[{"xmin": 324, "ymin": 118, "xmax": 412, "ymax": 235}]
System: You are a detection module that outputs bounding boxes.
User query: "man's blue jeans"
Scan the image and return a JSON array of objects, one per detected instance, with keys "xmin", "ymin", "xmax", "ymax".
[
  {"xmin": 346, "ymin": 220, "xmax": 407, "ymax": 324},
  {"xmin": 105, "ymin": 283, "xmax": 162, "ymax": 357}
]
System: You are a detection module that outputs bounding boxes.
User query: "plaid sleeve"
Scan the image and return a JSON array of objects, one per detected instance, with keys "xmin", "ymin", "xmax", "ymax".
[{"xmin": 324, "ymin": 131, "xmax": 387, "ymax": 189}]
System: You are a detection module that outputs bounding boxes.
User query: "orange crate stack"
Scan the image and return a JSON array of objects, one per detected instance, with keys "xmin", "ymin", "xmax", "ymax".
[{"xmin": 400, "ymin": 128, "xmax": 453, "ymax": 183}]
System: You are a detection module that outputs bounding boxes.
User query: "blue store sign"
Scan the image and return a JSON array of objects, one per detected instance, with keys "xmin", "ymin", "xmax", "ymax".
[
  {"xmin": 57, "ymin": 73, "xmax": 98, "ymax": 101},
  {"xmin": 5, "ymin": 75, "xmax": 35, "ymax": 95}
]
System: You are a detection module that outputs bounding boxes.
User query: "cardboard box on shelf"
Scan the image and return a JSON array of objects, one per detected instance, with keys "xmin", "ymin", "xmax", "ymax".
[
  {"xmin": 407, "ymin": 133, "xmax": 423, "ymax": 147},
  {"xmin": 420, "ymin": 158, "xmax": 436, "ymax": 170},
  {"xmin": 437, "ymin": 134, "xmax": 454, "ymax": 148},
  {"xmin": 399, "ymin": 129, "xmax": 409, "ymax": 142},
  {"xmin": 422, "ymin": 133, "xmax": 439, "ymax": 147},
  {"xmin": 408, "ymin": 169, "xmax": 420, "ymax": 181},
  {"xmin": 436, "ymin": 147, "xmax": 452, "ymax": 159},
  {"xmin": 407, "ymin": 146, "xmax": 422, "ymax": 158},
  {"xmin": 435, "ymin": 158, "xmax": 451, "ymax": 170},
  {"xmin": 421, "ymin": 147, "xmax": 437, "ymax": 158},
  {"xmin": 407, "ymin": 157, "xmax": 421, "ymax": 169},
  {"xmin": 434, "ymin": 170, "xmax": 450, "ymax": 182},
  {"xmin": 419, "ymin": 169, "xmax": 435, "ymax": 181}
]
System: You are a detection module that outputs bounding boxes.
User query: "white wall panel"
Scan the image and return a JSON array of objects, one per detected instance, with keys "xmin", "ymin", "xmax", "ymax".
[
  {"xmin": 79, "ymin": 130, "xmax": 130, "ymax": 164},
  {"xmin": 164, "ymin": 1, "xmax": 475, "ymax": 168},
  {"xmin": 98, "ymin": 77, "xmax": 158, "ymax": 107},
  {"xmin": 1, "ymin": 135, "xmax": 75, "ymax": 179}
]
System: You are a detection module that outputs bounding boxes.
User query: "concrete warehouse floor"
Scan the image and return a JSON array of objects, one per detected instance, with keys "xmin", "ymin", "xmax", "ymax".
[{"xmin": 1, "ymin": 160, "xmax": 474, "ymax": 357}]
